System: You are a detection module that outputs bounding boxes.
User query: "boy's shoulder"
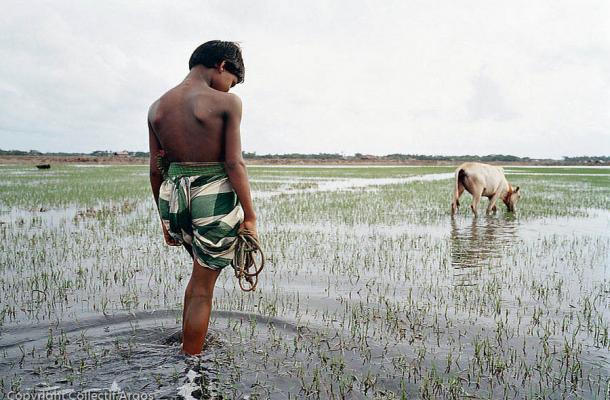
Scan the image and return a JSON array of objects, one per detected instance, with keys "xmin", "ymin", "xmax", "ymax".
[
  {"xmin": 207, "ymin": 88, "xmax": 241, "ymax": 105},
  {"xmin": 223, "ymin": 92, "xmax": 242, "ymax": 113},
  {"xmin": 193, "ymin": 89, "xmax": 242, "ymax": 116},
  {"xmin": 147, "ymin": 98, "xmax": 161, "ymax": 124}
]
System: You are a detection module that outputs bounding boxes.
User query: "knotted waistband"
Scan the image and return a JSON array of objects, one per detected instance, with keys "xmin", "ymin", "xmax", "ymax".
[{"xmin": 167, "ymin": 162, "xmax": 227, "ymax": 179}]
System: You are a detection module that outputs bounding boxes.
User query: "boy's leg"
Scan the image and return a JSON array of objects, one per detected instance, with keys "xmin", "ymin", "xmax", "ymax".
[
  {"xmin": 181, "ymin": 260, "xmax": 220, "ymax": 355},
  {"xmin": 181, "ymin": 243, "xmax": 194, "ymax": 334}
]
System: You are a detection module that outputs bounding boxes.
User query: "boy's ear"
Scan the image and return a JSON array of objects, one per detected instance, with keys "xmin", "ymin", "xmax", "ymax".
[{"xmin": 217, "ymin": 60, "xmax": 226, "ymax": 72}]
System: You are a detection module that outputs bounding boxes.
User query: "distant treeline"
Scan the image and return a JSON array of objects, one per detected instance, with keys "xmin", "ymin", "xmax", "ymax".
[
  {"xmin": 1, "ymin": 149, "xmax": 608, "ymax": 163},
  {"xmin": 243, "ymin": 152, "xmax": 533, "ymax": 161},
  {"xmin": 241, "ymin": 152, "xmax": 610, "ymax": 163},
  {"xmin": 0, "ymin": 149, "xmax": 149, "ymax": 157}
]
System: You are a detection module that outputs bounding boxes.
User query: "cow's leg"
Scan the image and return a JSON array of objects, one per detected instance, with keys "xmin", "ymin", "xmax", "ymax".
[
  {"xmin": 470, "ymin": 188, "xmax": 483, "ymax": 216},
  {"xmin": 487, "ymin": 193, "xmax": 500, "ymax": 214},
  {"xmin": 451, "ymin": 183, "xmax": 465, "ymax": 215}
]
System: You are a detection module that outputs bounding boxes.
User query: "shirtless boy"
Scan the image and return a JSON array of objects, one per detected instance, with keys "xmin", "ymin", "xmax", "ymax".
[{"xmin": 148, "ymin": 41, "xmax": 257, "ymax": 355}]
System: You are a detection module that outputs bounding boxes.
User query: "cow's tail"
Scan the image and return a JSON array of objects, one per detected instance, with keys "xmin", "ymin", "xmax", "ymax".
[{"xmin": 451, "ymin": 169, "xmax": 466, "ymax": 213}]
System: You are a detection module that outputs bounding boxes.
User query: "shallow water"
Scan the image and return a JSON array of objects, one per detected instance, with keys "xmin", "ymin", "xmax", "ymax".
[
  {"xmin": 253, "ymin": 172, "xmax": 453, "ymax": 199},
  {"xmin": 0, "ymin": 165, "xmax": 609, "ymax": 399},
  {"xmin": 506, "ymin": 172, "xmax": 610, "ymax": 177}
]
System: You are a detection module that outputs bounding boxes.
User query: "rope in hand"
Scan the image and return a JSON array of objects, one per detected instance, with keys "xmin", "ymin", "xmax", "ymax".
[{"xmin": 232, "ymin": 228, "xmax": 265, "ymax": 292}]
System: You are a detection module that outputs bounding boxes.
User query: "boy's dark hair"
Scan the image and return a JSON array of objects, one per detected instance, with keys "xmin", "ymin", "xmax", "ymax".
[{"xmin": 189, "ymin": 40, "xmax": 245, "ymax": 83}]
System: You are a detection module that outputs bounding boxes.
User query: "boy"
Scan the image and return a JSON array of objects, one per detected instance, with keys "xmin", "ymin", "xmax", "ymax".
[{"xmin": 148, "ymin": 40, "xmax": 257, "ymax": 356}]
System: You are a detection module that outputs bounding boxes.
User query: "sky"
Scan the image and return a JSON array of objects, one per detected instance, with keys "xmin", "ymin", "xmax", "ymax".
[{"xmin": 1, "ymin": 0, "xmax": 609, "ymax": 158}]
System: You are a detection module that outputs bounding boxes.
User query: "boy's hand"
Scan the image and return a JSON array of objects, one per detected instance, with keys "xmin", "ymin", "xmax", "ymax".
[
  {"xmin": 240, "ymin": 219, "xmax": 258, "ymax": 240},
  {"xmin": 161, "ymin": 222, "xmax": 181, "ymax": 246}
]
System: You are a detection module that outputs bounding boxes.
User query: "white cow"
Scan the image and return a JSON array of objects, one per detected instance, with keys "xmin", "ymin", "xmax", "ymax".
[{"xmin": 451, "ymin": 162, "xmax": 521, "ymax": 215}]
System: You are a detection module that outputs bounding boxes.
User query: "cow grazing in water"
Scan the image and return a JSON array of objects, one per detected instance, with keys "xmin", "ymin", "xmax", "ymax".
[{"xmin": 451, "ymin": 162, "xmax": 521, "ymax": 216}]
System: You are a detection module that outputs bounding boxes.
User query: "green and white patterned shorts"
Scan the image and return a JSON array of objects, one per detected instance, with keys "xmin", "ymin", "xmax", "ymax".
[{"xmin": 158, "ymin": 162, "xmax": 244, "ymax": 271}]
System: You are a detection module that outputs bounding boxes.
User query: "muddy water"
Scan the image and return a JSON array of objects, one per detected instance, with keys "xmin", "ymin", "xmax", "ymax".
[{"xmin": 1, "ymin": 171, "xmax": 609, "ymax": 398}]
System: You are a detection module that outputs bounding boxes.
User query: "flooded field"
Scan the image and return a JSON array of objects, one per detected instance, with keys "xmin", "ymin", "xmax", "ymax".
[{"xmin": 0, "ymin": 164, "xmax": 609, "ymax": 399}]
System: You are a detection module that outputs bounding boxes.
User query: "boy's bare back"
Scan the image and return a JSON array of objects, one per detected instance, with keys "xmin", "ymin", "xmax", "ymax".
[{"xmin": 148, "ymin": 74, "xmax": 241, "ymax": 163}]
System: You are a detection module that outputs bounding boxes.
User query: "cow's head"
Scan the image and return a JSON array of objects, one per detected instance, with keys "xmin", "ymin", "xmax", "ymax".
[{"xmin": 503, "ymin": 185, "xmax": 521, "ymax": 212}]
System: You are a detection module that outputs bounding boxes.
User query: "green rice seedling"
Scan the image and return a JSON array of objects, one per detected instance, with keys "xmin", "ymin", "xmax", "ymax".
[{"xmin": 0, "ymin": 164, "xmax": 608, "ymax": 398}]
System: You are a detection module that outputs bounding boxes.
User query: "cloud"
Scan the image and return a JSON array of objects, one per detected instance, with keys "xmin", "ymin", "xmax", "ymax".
[
  {"xmin": 467, "ymin": 72, "xmax": 518, "ymax": 121},
  {"xmin": 0, "ymin": 0, "xmax": 609, "ymax": 158}
]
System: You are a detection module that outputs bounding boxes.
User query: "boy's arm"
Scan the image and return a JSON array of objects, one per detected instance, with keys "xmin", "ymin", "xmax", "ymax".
[
  {"xmin": 148, "ymin": 118, "xmax": 163, "ymax": 206},
  {"xmin": 224, "ymin": 94, "xmax": 257, "ymax": 235},
  {"xmin": 148, "ymin": 116, "xmax": 179, "ymax": 245}
]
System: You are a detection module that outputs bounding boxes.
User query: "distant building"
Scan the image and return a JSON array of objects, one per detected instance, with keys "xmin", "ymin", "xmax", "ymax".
[{"xmin": 114, "ymin": 150, "xmax": 130, "ymax": 156}]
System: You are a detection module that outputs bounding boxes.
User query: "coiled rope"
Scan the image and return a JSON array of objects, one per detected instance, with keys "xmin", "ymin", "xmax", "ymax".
[{"xmin": 232, "ymin": 229, "xmax": 264, "ymax": 292}]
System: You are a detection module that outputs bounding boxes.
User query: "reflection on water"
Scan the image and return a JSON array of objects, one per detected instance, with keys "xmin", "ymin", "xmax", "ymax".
[{"xmin": 450, "ymin": 215, "xmax": 517, "ymax": 286}]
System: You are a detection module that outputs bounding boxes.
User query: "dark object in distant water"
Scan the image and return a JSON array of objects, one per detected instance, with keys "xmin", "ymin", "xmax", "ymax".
[{"xmin": 36, "ymin": 164, "xmax": 51, "ymax": 169}]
